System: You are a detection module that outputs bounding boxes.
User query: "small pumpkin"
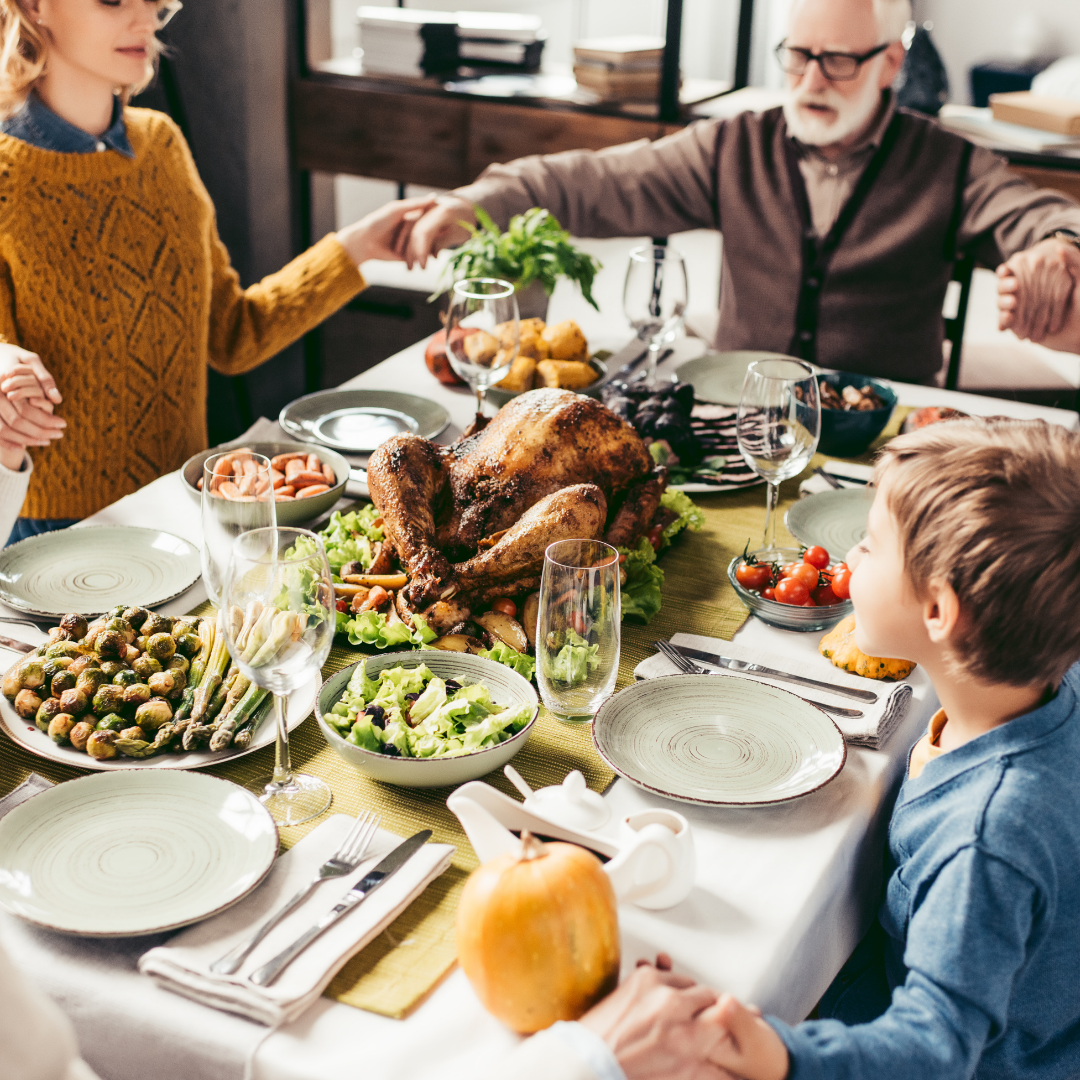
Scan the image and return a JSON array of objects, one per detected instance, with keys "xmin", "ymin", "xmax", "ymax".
[
  {"xmin": 819, "ymin": 614, "xmax": 916, "ymax": 680},
  {"xmin": 456, "ymin": 831, "xmax": 620, "ymax": 1033}
]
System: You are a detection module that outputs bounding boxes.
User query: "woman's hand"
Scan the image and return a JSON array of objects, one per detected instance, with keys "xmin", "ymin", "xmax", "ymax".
[
  {"xmin": 0, "ymin": 344, "xmax": 65, "ymax": 452},
  {"xmin": 336, "ymin": 195, "xmax": 440, "ymax": 266},
  {"xmin": 403, "ymin": 196, "xmax": 476, "ymax": 269}
]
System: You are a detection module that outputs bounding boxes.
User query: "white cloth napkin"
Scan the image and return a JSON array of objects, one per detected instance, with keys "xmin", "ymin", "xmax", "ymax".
[
  {"xmin": 0, "ymin": 774, "xmax": 54, "ymax": 820},
  {"xmin": 798, "ymin": 460, "xmax": 874, "ymax": 497},
  {"xmin": 139, "ymin": 815, "xmax": 455, "ymax": 1027},
  {"xmin": 635, "ymin": 632, "xmax": 913, "ymax": 749}
]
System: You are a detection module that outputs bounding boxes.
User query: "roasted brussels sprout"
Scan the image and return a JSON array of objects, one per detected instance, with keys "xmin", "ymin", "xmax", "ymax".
[
  {"xmin": 110, "ymin": 605, "xmax": 127, "ymax": 618},
  {"xmin": 49, "ymin": 669, "xmax": 77, "ymax": 697},
  {"xmin": 123, "ymin": 644, "xmax": 141, "ymax": 664},
  {"xmin": 122, "ymin": 682, "xmax": 152, "ymax": 708},
  {"xmin": 145, "ymin": 633, "xmax": 176, "ymax": 662},
  {"xmin": 135, "ymin": 635, "xmax": 149, "ymax": 654},
  {"xmin": 69, "ymin": 721, "xmax": 95, "ymax": 752},
  {"xmin": 118, "ymin": 725, "xmax": 145, "ymax": 742},
  {"xmin": 95, "ymin": 630, "xmax": 126, "ymax": 659},
  {"xmin": 69, "ymin": 654, "xmax": 100, "ymax": 677},
  {"xmin": 123, "ymin": 606, "xmax": 151, "ymax": 630},
  {"xmin": 135, "ymin": 697, "xmax": 172, "ymax": 731},
  {"xmin": 98, "ymin": 660, "xmax": 124, "ymax": 679},
  {"xmin": 148, "ymin": 669, "xmax": 185, "ymax": 699},
  {"xmin": 95, "ymin": 713, "xmax": 127, "ymax": 732},
  {"xmin": 45, "ymin": 640, "xmax": 83, "ymax": 660},
  {"xmin": 2, "ymin": 661, "xmax": 23, "ymax": 699},
  {"xmin": 59, "ymin": 613, "xmax": 89, "ymax": 641},
  {"xmin": 104, "ymin": 617, "xmax": 136, "ymax": 645},
  {"xmin": 166, "ymin": 654, "xmax": 190, "ymax": 674},
  {"xmin": 112, "ymin": 669, "xmax": 139, "ymax": 688},
  {"xmin": 173, "ymin": 616, "xmax": 199, "ymax": 637},
  {"xmin": 48, "ymin": 713, "xmax": 77, "ymax": 744},
  {"xmin": 86, "ymin": 730, "xmax": 119, "ymax": 760},
  {"xmin": 92, "ymin": 684, "xmax": 126, "ymax": 716},
  {"xmin": 41, "ymin": 658, "xmax": 66, "ymax": 681},
  {"xmin": 14, "ymin": 688, "xmax": 42, "ymax": 718},
  {"xmin": 58, "ymin": 687, "xmax": 89, "ymax": 716},
  {"xmin": 36, "ymin": 697, "xmax": 65, "ymax": 732},
  {"xmin": 132, "ymin": 655, "xmax": 162, "ymax": 679},
  {"xmin": 18, "ymin": 658, "xmax": 46, "ymax": 690},
  {"xmin": 174, "ymin": 632, "xmax": 201, "ymax": 659},
  {"xmin": 76, "ymin": 668, "xmax": 108, "ymax": 697},
  {"xmin": 142, "ymin": 613, "xmax": 174, "ymax": 637}
]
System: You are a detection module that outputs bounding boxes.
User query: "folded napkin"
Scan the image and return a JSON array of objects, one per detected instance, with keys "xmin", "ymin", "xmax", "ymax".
[
  {"xmin": 635, "ymin": 632, "xmax": 913, "ymax": 749},
  {"xmin": 0, "ymin": 773, "xmax": 54, "ymax": 820},
  {"xmin": 140, "ymin": 815, "xmax": 454, "ymax": 1027},
  {"xmin": 798, "ymin": 460, "xmax": 874, "ymax": 497}
]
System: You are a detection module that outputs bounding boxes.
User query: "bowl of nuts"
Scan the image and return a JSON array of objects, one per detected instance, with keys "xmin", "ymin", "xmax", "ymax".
[{"xmin": 817, "ymin": 372, "xmax": 897, "ymax": 458}]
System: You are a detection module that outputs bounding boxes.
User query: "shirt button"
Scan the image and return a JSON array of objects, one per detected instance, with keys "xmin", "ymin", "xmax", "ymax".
[
  {"xmin": 95, "ymin": 141, "xmax": 106, "ymax": 152},
  {"xmin": 826, "ymin": 163, "xmax": 839, "ymax": 176},
  {"xmin": 800, "ymin": 330, "xmax": 814, "ymax": 341},
  {"xmin": 807, "ymin": 277, "xmax": 820, "ymax": 288}
]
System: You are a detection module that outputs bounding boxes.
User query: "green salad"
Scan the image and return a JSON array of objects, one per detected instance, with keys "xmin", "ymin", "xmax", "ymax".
[{"xmin": 326, "ymin": 661, "xmax": 534, "ymax": 758}]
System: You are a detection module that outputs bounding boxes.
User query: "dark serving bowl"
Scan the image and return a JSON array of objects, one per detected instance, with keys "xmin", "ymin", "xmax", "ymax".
[{"xmin": 817, "ymin": 371, "xmax": 897, "ymax": 458}]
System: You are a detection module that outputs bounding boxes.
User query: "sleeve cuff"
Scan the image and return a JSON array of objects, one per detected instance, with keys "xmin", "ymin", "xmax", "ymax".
[{"xmin": 549, "ymin": 1022, "xmax": 628, "ymax": 1080}]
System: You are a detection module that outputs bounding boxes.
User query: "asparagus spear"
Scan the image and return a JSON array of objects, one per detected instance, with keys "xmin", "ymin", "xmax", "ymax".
[
  {"xmin": 209, "ymin": 682, "xmax": 270, "ymax": 750},
  {"xmin": 231, "ymin": 693, "xmax": 274, "ymax": 750}
]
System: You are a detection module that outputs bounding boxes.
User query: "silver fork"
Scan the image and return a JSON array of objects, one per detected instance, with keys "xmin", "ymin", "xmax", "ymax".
[
  {"xmin": 210, "ymin": 810, "xmax": 380, "ymax": 976},
  {"xmin": 655, "ymin": 640, "xmax": 864, "ymax": 720}
]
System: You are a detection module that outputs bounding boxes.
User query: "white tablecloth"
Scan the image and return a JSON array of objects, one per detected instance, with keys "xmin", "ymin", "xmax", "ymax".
[{"xmin": 1, "ymin": 337, "xmax": 1075, "ymax": 1080}]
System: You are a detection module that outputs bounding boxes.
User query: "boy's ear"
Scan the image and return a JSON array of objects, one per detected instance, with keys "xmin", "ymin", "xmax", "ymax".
[{"xmin": 922, "ymin": 577, "xmax": 961, "ymax": 643}]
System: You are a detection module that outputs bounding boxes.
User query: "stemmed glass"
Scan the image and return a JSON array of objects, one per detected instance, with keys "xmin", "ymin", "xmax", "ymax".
[
  {"xmin": 201, "ymin": 450, "xmax": 277, "ymax": 607},
  {"xmin": 536, "ymin": 539, "xmax": 621, "ymax": 723},
  {"xmin": 445, "ymin": 277, "xmax": 520, "ymax": 422},
  {"xmin": 736, "ymin": 358, "xmax": 821, "ymax": 553},
  {"xmin": 623, "ymin": 245, "xmax": 688, "ymax": 386},
  {"xmin": 222, "ymin": 527, "xmax": 335, "ymax": 826}
]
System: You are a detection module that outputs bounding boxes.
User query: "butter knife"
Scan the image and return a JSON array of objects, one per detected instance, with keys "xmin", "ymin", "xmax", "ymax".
[
  {"xmin": 672, "ymin": 645, "xmax": 880, "ymax": 703},
  {"xmin": 249, "ymin": 830, "xmax": 432, "ymax": 987},
  {"xmin": 0, "ymin": 634, "xmax": 34, "ymax": 654}
]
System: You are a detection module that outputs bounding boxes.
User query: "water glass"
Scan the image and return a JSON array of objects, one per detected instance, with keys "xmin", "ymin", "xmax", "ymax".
[
  {"xmin": 222, "ymin": 527, "xmax": 335, "ymax": 826},
  {"xmin": 736, "ymin": 358, "xmax": 821, "ymax": 552},
  {"xmin": 623, "ymin": 245, "xmax": 688, "ymax": 385},
  {"xmin": 201, "ymin": 451, "xmax": 276, "ymax": 606},
  {"xmin": 536, "ymin": 539, "xmax": 621, "ymax": 722},
  {"xmin": 445, "ymin": 277, "xmax": 519, "ymax": 419}
]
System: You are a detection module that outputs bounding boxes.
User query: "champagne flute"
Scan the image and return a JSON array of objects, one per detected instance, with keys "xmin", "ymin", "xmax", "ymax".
[
  {"xmin": 445, "ymin": 278, "xmax": 519, "ymax": 423},
  {"xmin": 201, "ymin": 451, "xmax": 277, "ymax": 606},
  {"xmin": 536, "ymin": 539, "xmax": 621, "ymax": 723},
  {"xmin": 736, "ymin": 358, "xmax": 821, "ymax": 553},
  {"xmin": 222, "ymin": 527, "xmax": 335, "ymax": 826},
  {"xmin": 623, "ymin": 245, "xmax": 688, "ymax": 386}
]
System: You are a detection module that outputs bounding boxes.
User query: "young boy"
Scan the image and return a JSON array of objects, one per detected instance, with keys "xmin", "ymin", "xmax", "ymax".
[{"xmin": 708, "ymin": 418, "xmax": 1080, "ymax": 1080}]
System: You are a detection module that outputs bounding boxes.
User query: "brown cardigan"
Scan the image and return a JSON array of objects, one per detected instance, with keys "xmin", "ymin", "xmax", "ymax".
[{"xmin": 456, "ymin": 104, "xmax": 1080, "ymax": 383}]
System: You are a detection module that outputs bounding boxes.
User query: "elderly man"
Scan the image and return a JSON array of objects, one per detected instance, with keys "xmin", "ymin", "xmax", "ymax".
[{"xmin": 405, "ymin": 0, "xmax": 1080, "ymax": 384}]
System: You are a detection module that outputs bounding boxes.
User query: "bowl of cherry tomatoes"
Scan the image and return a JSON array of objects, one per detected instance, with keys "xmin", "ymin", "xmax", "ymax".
[{"xmin": 727, "ymin": 544, "xmax": 853, "ymax": 632}]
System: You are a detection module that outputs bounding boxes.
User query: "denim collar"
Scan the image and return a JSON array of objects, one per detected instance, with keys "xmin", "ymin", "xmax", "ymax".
[
  {"xmin": 0, "ymin": 90, "xmax": 134, "ymax": 158},
  {"xmin": 898, "ymin": 662, "xmax": 1079, "ymax": 805}
]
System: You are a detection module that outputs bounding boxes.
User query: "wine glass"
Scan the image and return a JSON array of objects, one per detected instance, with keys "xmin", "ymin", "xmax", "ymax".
[
  {"xmin": 445, "ymin": 278, "xmax": 519, "ymax": 422},
  {"xmin": 536, "ymin": 539, "xmax": 621, "ymax": 723},
  {"xmin": 222, "ymin": 527, "xmax": 335, "ymax": 826},
  {"xmin": 623, "ymin": 245, "xmax": 688, "ymax": 386},
  {"xmin": 201, "ymin": 451, "xmax": 277, "ymax": 607},
  {"xmin": 736, "ymin": 358, "xmax": 821, "ymax": 553}
]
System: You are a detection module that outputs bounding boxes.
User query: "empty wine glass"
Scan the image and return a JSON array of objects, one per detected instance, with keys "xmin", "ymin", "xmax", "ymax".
[
  {"xmin": 445, "ymin": 277, "xmax": 519, "ymax": 422},
  {"xmin": 222, "ymin": 527, "xmax": 335, "ymax": 826},
  {"xmin": 623, "ymin": 245, "xmax": 688, "ymax": 386},
  {"xmin": 536, "ymin": 539, "xmax": 621, "ymax": 722},
  {"xmin": 201, "ymin": 451, "xmax": 276, "ymax": 607},
  {"xmin": 736, "ymin": 358, "xmax": 821, "ymax": 553}
]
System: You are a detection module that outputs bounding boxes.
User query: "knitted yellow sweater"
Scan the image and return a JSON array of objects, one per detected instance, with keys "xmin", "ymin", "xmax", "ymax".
[{"xmin": 0, "ymin": 108, "xmax": 367, "ymax": 519}]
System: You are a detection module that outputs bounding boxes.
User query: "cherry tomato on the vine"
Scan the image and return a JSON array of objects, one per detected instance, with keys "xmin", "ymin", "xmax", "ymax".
[
  {"xmin": 812, "ymin": 584, "xmax": 840, "ymax": 607},
  {"xmin": 787, "ymin": 562, "xmax": 820, "ymax": 590},
  {"xmin": 803, "ymin": 545, "xmax": 830, "ymax": 570},
  {"xmin": 831, "ymin": 567, "xmax": 852, "ymax": 600},
  {"xmin": 335, "ymin": 598, "xmax": 349, "ymax": 613},
  {"xmin": 802, "ymin": 598, "xmax": 818, "ymax": 607},
  {"xmin": 736, "ymin": 561, "xmax": 772, "ymax": 591},
  {"xmin": 774, "ymin": 577, "xmax": 810, "ymax": 605},
  {"xmin": 647, "ymin": 524, "xmax": 665, "ymax": 552},
  {"xmin": 761, "ymin": 586, "xmax": 777, "ymax": 600},
  {"xmin": 491, "ymin": 598, "xmax": 517, "ymax": 618}
]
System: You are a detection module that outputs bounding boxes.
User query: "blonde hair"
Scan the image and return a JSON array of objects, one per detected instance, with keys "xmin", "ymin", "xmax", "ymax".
[
  {"xmin": 875, "ymin": 418, "xmax": 1080, "ymax": 687},
  {"xmin": 0, "ymin": 0, "xmax": 168, "ymax": 120}
]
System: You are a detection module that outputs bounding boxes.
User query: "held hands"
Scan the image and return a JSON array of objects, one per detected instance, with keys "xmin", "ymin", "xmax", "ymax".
[
  {"xmin": 0, "ymin": 343, "xmax": 65, "ymax": 470},
  {"xmin": 401, "ymin": 195, "xmax": 476, "ymax": 270},
  {"xmin": 997, "ymin": 237, "xmax": 1080, "ymax": 346},
  {"xmin": 336, "ymin": 195, "xmax": 441, "ymax": 267}
]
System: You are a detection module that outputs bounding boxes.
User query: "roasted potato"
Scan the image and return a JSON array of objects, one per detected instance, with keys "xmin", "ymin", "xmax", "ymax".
[
  {"xmin": 476, "ymin": 610, "xmax": 529, "ymax": 653},
  {"xmin": 494, "ymin": 355, "xmax": 537, "ymax": 393},
  {"xmin": 522, "ymin": 592, "xmax": 540, "ymax": 647},
  {"xmin": 536, "ymin": 359, "xmax": 598, "ymax": 390},
  {"xmin": 463, "ymin": 329, "xmax": 500, "ymax": 366},
  {"xmin": 542, "ymin": 320, "xmax": 588, "ymax": 361}
]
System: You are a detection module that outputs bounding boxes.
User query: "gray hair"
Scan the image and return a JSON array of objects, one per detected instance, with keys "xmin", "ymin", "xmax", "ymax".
[{"xmin": 874, "ymin": 0, "xmax": 911, "ymax": 41}]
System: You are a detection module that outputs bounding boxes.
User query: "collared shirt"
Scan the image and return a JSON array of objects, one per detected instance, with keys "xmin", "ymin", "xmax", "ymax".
[
  {"xmin": 0, "ymin": 90, "xmax": 134, "ymax": 158},
  {"xmin": 789, "ymin": 91, "xmax": 897, "ymax": 238}
]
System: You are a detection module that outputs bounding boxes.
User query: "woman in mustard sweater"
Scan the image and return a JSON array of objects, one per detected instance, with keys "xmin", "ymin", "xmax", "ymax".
[{"xmin": 0, "ymin": 0, "xmax": 430, "ymax": 544}]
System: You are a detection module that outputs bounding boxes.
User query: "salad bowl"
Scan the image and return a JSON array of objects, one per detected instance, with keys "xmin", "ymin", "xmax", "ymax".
[{"xmin": 315, "ymin": 651, "xmax": 539, "ymax": 788}]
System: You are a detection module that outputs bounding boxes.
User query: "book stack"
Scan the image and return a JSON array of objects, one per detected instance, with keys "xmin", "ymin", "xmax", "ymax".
[
  {"xmin": 357, "ymin": 7, "xmax": 459, "ymax": 78},
  {"xmin": 573, "ymin": 35, "xmax": 667, "ymax": 102},
  {"xmin": 457, "ymin": 11, "xmax": 546, "ymax": 74}
]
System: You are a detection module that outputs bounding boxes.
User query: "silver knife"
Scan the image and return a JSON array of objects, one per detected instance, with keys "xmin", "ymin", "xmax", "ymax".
[
  {"xmin": 249, "ymin": 829, "xmax": 432, "ymax": 987},
  {"xmin": 0, "ymin": 634, "xmax": 34, "ymax": 654},
  {"xmin": 672, "ymin": 645, "xmax": 880, "ymax": 703}
]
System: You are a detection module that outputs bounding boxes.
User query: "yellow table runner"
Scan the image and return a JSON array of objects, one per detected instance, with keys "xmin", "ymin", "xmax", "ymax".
[{"xmin": 0, "ymin": 412, "xmax": 903, "ymax": 1018}]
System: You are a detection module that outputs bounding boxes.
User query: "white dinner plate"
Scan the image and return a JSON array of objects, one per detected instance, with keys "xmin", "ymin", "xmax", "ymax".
[
  {"xmin": 0, "ymin": 672, "xmax": 319, "ymax": 772},
  {"xmin": 0, "ymin": 770, "xmax": 277, "ymax": 936},
  {"xmin": 592, "ymin": 674, "xmax": 846, "ymax": 806},
  {"xmin": 785, "ymin": 488, "xmax": 876, "ymax": 556}
]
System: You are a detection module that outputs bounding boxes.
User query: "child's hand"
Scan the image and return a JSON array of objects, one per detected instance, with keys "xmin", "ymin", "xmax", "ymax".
[
  {"xmin": 0, "ymin": 344, "xmax": 66, "ymax": 450},
  {"xmin": 701, "ymin": 994, "xmax": 790, "ymax": 1080},
  {"xmin": 0, "ymin": 344, "xmax": 62, "ymax": 407},
  {"xmin": 336, "ymin": 195, "xmax": 440, "ymax": 266}
]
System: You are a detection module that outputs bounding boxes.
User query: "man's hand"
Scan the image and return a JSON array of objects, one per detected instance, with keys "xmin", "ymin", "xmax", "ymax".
[
  {"xmin": 402, "ymin": 196, "xmax": 476, "ymax": 270},
  {"xmin": 997, "ymin": 237, "xmax": 1080, "ymax": 342},
  {"xmin": 336, "ymin": 195, "xmax": 439, "ymax": 266},
  {"xmin": 0, "ymin": 344, "xmax": 65, "ymax": 452},
  {"xmin": 578, "ymin": 956, "xmax": 733, "ymax": 1080},
  {"xmin": 701, "ymin": 994, "xmax": 790, "ymax": 1080}
]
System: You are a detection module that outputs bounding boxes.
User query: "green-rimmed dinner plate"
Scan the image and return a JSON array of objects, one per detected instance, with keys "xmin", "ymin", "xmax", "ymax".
[
  {"xmin": 592, "ymin": 674, "xmax": 846, "ymax": 806},
  {"xmin": 0, "ymin": 771, "xmax": 277, "ymax": 935},
  {"xmin": 279, "ymin": 390, "xmax": 450, "ymax": 454},
  {"xmin": 0, "ymin": 526, "xmax": 202, "ymax": 618},
  {"xmin": 785, "ymin": 488, "xmax": 876, "ymax": 558},
  {"xmin": 674, "ymin": 351, "xmax": 810, "ymax": 406}
]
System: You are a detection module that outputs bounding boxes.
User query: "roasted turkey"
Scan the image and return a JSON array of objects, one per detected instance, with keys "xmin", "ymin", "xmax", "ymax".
[{"xmin": 367, "ymin": 389, "xmax": 666, "ymax": 628}]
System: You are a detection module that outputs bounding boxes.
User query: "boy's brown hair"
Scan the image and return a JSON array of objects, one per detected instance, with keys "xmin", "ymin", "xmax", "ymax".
[{"xmin": 875, "ymin": 418, "xmax": 1080, "ymax": 687}]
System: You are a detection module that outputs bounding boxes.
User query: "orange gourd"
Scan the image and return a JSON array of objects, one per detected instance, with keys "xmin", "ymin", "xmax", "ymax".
[{"xmin": 456, "ymin": 831, "xmax": 620, "ymax": 1033}]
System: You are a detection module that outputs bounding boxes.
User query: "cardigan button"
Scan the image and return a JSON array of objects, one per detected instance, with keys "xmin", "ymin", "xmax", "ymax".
[
  {"xmin": 800, "ymin": 330, "xmax": 814, "ymax": 342},
  {"xmin": 807, "ymin": 277, "xmax": 820, "ymax": 288}
]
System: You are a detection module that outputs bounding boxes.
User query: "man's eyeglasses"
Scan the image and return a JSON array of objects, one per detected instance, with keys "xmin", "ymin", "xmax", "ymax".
[{"xmin": 775, "ymin": 40, "xmax": 889, "ymax": 81}]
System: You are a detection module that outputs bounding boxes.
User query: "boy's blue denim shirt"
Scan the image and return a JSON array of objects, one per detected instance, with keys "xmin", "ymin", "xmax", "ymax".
[
  {"xmin": 0, "ymin": 91, "xmax": 133, "ymax": 157},
  {"xmin": 770, "ymin": 660, "xmax": 1080, "ymax": 1079}
]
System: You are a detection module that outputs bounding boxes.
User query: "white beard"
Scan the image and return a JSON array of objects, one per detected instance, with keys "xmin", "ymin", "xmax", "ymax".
[{"xmin": 783, "ymin": 77, "xmax": 884, "ymax": 148}]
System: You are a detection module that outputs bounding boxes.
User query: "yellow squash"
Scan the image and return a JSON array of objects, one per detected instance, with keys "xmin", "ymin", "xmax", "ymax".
[{"xmin": 819, "ymin": 615, "xmax": 916, "ymax": 680}]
